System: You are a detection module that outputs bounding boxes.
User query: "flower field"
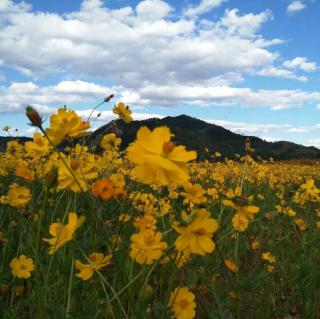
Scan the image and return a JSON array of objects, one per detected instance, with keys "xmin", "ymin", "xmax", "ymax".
[{"xmin": 0, "ymin": 101, "xmax": 320, "ymax": 319}]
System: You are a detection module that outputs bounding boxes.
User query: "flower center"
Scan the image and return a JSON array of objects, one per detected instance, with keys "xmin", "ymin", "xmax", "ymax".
[
  {"xmin": 70, "ymin": 160, "xmax": 79, "ymax": 170},
  {"xmin": 144, "ymin": 235, "xmax": 155, "ymax": 246},
  {"xmin": 179, "ymin": 299, "xmax": 189, "ymax": 309},
  {"xmin": 162, "ymin": 141, "xmax": 175, "ymax": 155},
  {"xmin": 34, "ymin": 137, "xmax": 43, "ymax": 145},
  {"xmin": 20, "ymin": 264, "xmax": 27, "ymax": 271},
  {"xmin": 194, "ymin": 227, "xmax": 206, "ymax": 235}
]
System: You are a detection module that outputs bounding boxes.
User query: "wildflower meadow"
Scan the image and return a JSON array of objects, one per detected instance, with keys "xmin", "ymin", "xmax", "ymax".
[{"xmin": 0, "ymin": 99, "xmax": 319, "ymax": 319}]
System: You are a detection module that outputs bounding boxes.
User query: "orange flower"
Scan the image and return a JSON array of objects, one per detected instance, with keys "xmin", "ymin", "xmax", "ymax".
[
  {"xmin": 92, "ymin": 178, "xmax": 125, "ymax": 201},
  {"xmin": 224, "ymin": 259, "xmax": 239, "ymax": 273},
  {"xmin": 92, "ymin": 179, "xmax": 114, "ymax": 201}
]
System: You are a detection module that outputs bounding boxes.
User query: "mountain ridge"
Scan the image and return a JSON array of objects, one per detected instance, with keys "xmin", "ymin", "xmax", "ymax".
[
  {"xmin": 88, "ymin": 114, "xmax": 320, "ymax": 160},
  {"xmin": 1, "ymin": 114, "xmax": 319, "ymax": 160}
]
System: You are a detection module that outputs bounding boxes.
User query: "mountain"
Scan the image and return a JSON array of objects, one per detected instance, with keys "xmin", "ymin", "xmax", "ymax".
[
  {"xmin": 1, "ymin": 115, "xmax": 319, "ymax": 160},
  {"xmin": 0, "ymin": 136, "xmax": 32, "ymax": 152},
  {"xmin": 88, "ymin": 115, "xmax": 320, "ymax": 160}
]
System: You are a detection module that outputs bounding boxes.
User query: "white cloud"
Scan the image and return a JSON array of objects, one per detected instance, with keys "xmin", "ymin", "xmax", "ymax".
[
  {"xmin": 0, "ymin": 80, "xmax": 114, "ymax": 113},
  {"xmin": 217, "ymin": 9, "xmax": 273, "ymax": 37},
  {"xmin": 257, "ymin": 67, "xmax": 307, "ymax": 82},
  {"xmin": 184, "ymin": 0, "xmax": 228, "ymax": 17},
  {"xmin": 0, "ymin": 0, "xmax": 279, "ymax": 87},
  {"xmin": 205, "ymin": 119, "xmax": 291, "ymax": 133},
  {"xmin": 304, "ymin": 138, "xmax": 320, "ymax": 148},
  {"xmin": 283, "ymin": 57, "xmax": 317, "ymax": 72},
  {"xmin": 2, "ymin": 79, "xmax": 320, "ymax": 113},
  {"xmin": 136, "ymin": 0, "xmax": 172, "ymax": 21},
  {"xmin": 136, "ymin": 83, "xmax": 320, "ymax": 110},
  {"xmin": 287, "ymin": 1, "xmax": 306, "ymax": 13},
  {"xmin": 77, "ymin": 109, "xmax": 164, "ymax": 125},
  {"xmin": 0, "ymin": 0, "xmax": 318, "ymax": 114},
  {"xmin": 260, "ymin": 136, "xmax": 280, "ymax": 142}
]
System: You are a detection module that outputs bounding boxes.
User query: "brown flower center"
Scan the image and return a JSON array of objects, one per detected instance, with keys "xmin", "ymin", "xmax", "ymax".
[
  {"xmin": 70, "ymin": 160, "xmax": 79, "ymax": 170},
  {"xmin": 162, "ymin": 141, "xmax": 175, "ymax": 155},
  {"xmin": 194, "ymin": 227, "xmax": 206, "ymax": 235},
  {"xmin": 144, "ymin": 235, "xmax": 155, "ymax": 246},
  {"xmin": 179, "ymin": 299, "xmax": 189, "ymax": 309}
]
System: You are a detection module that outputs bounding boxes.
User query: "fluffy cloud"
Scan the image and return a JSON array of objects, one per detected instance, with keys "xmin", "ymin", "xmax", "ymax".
[
  {"xmin": 205, "ymin": 119, "xmax": 291, "ymax": 133},
  {"xmin": 0, "ymin": 0, "xmax": 279, "ymax": 87},
  {"xmin": 0, "ymin": 80, "xmax": 114, "ymax": 113},
  {"xmin": 305, "ymin": 138, "xmax": 320, "ymax": 148},
  {"xmin": 136, "ymin": 0, "xmax": 172, "ymax": 21},
  {"xmin": 2, "ymin": 80, "xmax": 320, "ymax": 113},
  {"xmin": 257, "ymin": 67, "xmax": 307, "ymax": 82},
  {"xmin": 136, "ymin": 83, "xmax": 320, "ymax": 109},
  {"xmin": 184, "ymin": 0, "xmax": 228, "ymax": 17},
  {"xmin": 0, "ymin": 0, "xmax": 318, "ymax": 114},
  {"xmin": 77, "ymin": 109, "xmax": 164, "ymax": 127},
  {"xmin": 283, "ymin": 57, "xmax": 317, "ymax": 72},
  {"xmin": 217, "ymin": 9, "xmax": 273, "ymax": 37},
  {"xmin": 287, "ymin": 1, "xmax": 306, "ymax": 13}
]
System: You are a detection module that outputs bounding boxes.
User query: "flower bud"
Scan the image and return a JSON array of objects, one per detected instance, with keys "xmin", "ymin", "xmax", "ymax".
[
  {"xmin": 104, "ymin": 94, "xmax": 114, "ymax": 103},
  {"xmin": 26, "ymin": 106, "xmax": 43, "ymax": 128}
]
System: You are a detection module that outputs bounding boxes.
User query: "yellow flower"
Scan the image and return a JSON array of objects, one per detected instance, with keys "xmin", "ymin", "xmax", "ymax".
[
  {"xmin": 130, "ymin": 230, "xmax": 168, "ymax": 265},
  {"xmin": 57, "ymin": 155, "xmax": 97, "ymax": 192},
  {"xmin": 45, "ymin": 108, "xmax": 90, "ymax": 145},
  {"xmin": 113, "ymin": 102, "xmax": 132, "ymax": 123},
  {"xmin": 169, "ymin": 287, "xmax": 196, "ymax": 319},
  {"xmin": 118, "ymin": 213, "xmax": 131, "ymax": 222},
  {"xmin": 43, "ymin": 212, "xmax": 85, "ymax": 254},
  {"xmin": 294, "ymin": 218, "xmax": 307, "ymax": 231},
  {"xmin": 181, "ymin": 183, "xmax": 206, "ymax": 205},
  {"xmin": 267, "ymin": 264, "xmax": 275, "ymax": 272},
  {"xmin": 207, "ymin": 187, "xmax": 219, "ymax": 200},
  {"xmin": 6, "ymin": 183, "xmax": 31, "ymax": 207},
  {"xmin": 223, "ymin": 187, "xmax": 259, "ymax": 231},
  {"xmin": 25, "ymin": 132, "xmax": 51, "ymax": 158},
  {"xmin": 293, "ymin": 177, "xmax": 320, "ymax": 205},
  {"xmin": 10, "ymin": 255, "xmax": 34, "ymax": 279},
  {"xmin": 133, "ymin": 214, "xmax": 157, "ymax": 231},
  {"xmin": 232, "ymin": 213, "xmax": 249, "ymax": 232},
  {"xmin": 261, "ymin": 252, "xmax": 276, "ymax": 264},
  {"xmin": 15, "ymin": 161, "xmax": 34, "ymax": 181},
  {"xmin": 174, "ymin": 209, "xmax": 218, "ymax": 255},
  {"xmin": 174, "ymin": 251, "xmax": 192, "ymax": 268},
  {"xmin": 100, "ymin": 133, "xmax": 121, "ymax": 150},
  {"xmin": 75, "ymin": 253, "xmax": 112, "ymax": 281},
  {"xmin": 127, "ymin": 126, "xmax": 196, "ymax": 185}
]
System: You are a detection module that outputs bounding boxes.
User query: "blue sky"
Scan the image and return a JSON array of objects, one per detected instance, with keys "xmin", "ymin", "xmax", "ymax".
[{"xmin": 0, "ymin": 0, "xmax": 319, "ymax": 147}]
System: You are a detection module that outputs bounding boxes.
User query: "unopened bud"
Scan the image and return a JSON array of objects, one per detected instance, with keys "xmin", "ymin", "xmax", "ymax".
[
  {"xmin": 104, "ymin": 94, "xmax": 114, "ymax": 103},
  {"xmin": 26, "ymin": 106, "xmax": 43, "ymax": 128}
]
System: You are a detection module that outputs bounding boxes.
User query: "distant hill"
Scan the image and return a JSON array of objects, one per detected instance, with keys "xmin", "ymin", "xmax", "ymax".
[
  {"xmin": 1, "ymin": 115, "xmax": 319, "ymax": 160},
  {"xmin": 0, "ymin": 136, "xmax": 31, "ymax": 151},
  {"xmin": 89, "ymin": 115, "xmax": 320, "ymax": 160}
]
